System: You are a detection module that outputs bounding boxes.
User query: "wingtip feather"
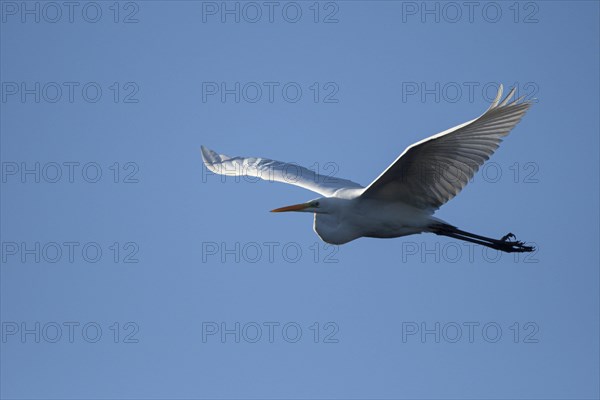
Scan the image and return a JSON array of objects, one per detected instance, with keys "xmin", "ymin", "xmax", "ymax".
[
  {"xmin": 487, "ymin": 84, "xmax": 503, "ymax": 111},
  {"xmin": 499, "ymin": 87, "xmax": 516, "ymax": 107},
  {"xmin": 200, "ymin": 145, "xmax": 222, "ymax": 170}
]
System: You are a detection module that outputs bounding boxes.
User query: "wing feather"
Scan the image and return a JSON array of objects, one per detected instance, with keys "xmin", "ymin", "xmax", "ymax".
[
  {"xmin": 201, "ymin": 146, "xmax": 363, "ymax": 197},
  {"xmin": 360, "ymin": 85, "xmax": 532, "ymax": 211}
]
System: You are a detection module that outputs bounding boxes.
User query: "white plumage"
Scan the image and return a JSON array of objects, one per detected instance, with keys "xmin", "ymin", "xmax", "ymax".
[{"xmin": 202, "ymin": 84, "xmax": 534, "ymax": 252}]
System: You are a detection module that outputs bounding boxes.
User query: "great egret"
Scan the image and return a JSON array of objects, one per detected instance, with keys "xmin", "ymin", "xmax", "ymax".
[{"xmin": 202, "ymin": 85, "xmax": 534, "ymax": 252}]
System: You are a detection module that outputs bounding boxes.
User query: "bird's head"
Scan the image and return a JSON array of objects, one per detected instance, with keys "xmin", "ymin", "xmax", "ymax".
[{"xmin": 270, "ymin": 197, "xmax": 331, "ymax": 214}]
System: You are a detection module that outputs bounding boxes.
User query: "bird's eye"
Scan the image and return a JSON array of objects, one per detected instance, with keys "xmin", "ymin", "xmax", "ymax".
[{"xmin": 314, "ymin": 202, "xmax": 320, "ymax": 207}]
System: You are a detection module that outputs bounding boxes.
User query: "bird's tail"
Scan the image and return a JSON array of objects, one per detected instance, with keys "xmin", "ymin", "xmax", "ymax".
[{"xmin": 429, "ymin": 223, "xmax": 534, "ymax": 253}]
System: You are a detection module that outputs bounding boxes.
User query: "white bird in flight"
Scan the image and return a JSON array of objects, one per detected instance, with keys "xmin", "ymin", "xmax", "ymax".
[{"xmin": 202, "ymin": 85, "xmax": 534, "ymax": 252}]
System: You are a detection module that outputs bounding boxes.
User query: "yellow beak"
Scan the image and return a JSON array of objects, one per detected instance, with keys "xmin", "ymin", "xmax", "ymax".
[{"xmin": 270, "ymin": 202, "xmax": 311, "ymax": 213}]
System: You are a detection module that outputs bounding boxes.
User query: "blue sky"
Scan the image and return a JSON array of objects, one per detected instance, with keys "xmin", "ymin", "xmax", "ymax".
[{"xmin": 1, "ymin": 1, "xmax": 599, "ymax": 399}]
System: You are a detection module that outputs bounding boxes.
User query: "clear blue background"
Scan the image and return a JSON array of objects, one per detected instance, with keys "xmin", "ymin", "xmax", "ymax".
[{"xmin": 1, "ymin": 1, "xmax": 599, "ymax": 399}]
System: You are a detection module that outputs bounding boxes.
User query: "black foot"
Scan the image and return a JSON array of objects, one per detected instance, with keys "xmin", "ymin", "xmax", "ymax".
[
  {"xmin": 501, "ymin": 232, "xmax": 516, "ymax": 242},
  {"xmin": 494, "ymin": 233, "xmax": 535, "ymax": 253},
  {"xmin": 502, "ymin": 240, "xmax": 535, "ymax": 253}
]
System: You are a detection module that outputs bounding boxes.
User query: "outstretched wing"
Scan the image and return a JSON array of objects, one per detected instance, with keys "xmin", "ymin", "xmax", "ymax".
[
  {"xmin": 201, "ymin": 146, "xmax": 363, "ymax": 197},
  {"xmin": 360, "ymin": 85, "xmax": 532, "ymax": 211}
]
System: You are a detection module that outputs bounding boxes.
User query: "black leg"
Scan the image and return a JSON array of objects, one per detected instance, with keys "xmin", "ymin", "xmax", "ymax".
[{"xmin": 430, "ymin": 224, "xmax": 535, "ymax": 253}]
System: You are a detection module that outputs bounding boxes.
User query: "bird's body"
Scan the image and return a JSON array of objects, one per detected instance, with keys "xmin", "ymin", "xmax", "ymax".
[
  {"xmin": 202, "ymin": 85, "xmax": 535, "ymax": 252},
  {"xmin": 309, "ymin": 195, "xmax": 440, "ymax": 245}
]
